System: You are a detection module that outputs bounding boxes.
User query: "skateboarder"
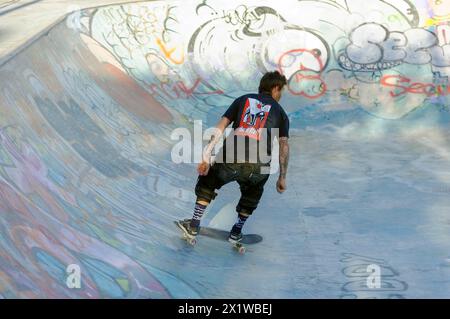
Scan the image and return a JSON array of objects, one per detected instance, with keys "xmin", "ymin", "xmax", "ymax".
[{"xmin": 178, "ymin": 71, "xmax": 290, "ymax": 243}]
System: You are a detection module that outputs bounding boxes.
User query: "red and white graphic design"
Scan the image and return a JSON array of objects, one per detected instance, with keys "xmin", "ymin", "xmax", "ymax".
[{"xmin": 235, "ymin": 98, "xmax": 272, "ymax": 140}]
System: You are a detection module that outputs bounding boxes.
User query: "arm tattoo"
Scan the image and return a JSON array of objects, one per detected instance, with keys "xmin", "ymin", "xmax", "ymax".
[{"xmin": 279, "ymin": 137, "xmax": 289, "ymax": 178}]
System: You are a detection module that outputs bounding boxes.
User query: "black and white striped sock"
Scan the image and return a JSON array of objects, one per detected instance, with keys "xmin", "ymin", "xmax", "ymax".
[
  {"xmin": 190, "ymin": 202, "xmax": 207, "ymax": 227},
  {"xmin": 233, "ymin": 214, "xmax": 249, "ymax": 231}
]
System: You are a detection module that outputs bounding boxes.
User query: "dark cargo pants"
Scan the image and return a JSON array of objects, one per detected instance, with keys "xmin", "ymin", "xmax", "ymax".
[{"xmin": 195, "ymin": 162, "xmax": 270, "ymax": 215}]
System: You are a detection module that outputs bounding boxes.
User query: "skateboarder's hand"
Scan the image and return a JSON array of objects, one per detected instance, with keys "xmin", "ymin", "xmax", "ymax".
[
  {"xmin": 197, "ymin": 161, "xmax": 210, "ymax": 176},
  {"xmin": 276, "ymin": 176, "xmax": 287, "ymax": 193}
]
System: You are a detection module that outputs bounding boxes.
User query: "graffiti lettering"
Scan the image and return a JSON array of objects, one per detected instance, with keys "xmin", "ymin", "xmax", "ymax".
[
  {"xmin": 149, "ymin": 78, "xmax": 223, "ymax": 101},
  {"xmin": 156, "ymin": 38, "xmax": 185, "ymax": 65},
  {"xmin": 221, "ymin": 5, "xmax": 262, "ymax": 26},
  {"xmin": 381, "ymin": 75, "xmax": 450, "ymax": 97},
  {"xmin": 341, "ymin": 23, "xmax": 450, "ymax": 71},
  {"xmin": 278, "ymin": 49, "xmax": 327, "ymax": 99}
]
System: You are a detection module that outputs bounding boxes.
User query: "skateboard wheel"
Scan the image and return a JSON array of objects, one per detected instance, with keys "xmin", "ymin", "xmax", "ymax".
[
  {"xmin": 188, "ymin": 238, "xmax": 197, "ymax": 246},
  {"xmin": 238, "ymin": 246, "xmax": 246, "ymax": 254}
]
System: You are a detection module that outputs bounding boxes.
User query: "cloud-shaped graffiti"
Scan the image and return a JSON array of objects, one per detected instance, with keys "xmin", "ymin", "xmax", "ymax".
[{"xmin": 340, "ymin": 23, "xmax": 450, "ymax": 70}]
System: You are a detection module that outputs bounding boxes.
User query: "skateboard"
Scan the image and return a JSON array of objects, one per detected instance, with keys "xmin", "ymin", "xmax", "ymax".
[{"xmin": 174, "ymin": 220, "xmax": 262, "ymax": 254}]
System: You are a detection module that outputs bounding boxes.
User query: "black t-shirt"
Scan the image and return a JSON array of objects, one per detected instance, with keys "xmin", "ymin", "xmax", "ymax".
[{"xmin": 216, "ymin": 93, "xmax": 289, "ymax": 164}]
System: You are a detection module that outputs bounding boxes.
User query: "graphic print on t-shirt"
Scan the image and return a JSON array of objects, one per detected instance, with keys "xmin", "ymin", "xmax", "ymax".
[{"xmin": 235, "ymin": 98, "xmax": 272, "ymax": 140}]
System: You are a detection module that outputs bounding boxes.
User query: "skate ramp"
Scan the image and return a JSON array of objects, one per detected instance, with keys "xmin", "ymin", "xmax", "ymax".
[{"xmin": 0, "ymin": 0, "xmax": 450, "ymax": 298}]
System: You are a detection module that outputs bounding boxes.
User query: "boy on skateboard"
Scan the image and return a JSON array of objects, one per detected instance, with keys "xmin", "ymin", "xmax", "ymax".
[{"xmin": 177, "ymin": 71, "xmax": 290, "ymax": 244}]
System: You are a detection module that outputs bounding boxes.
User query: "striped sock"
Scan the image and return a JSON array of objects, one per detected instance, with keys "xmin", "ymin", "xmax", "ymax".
[
  {"xmin": 233, "ymin": 214, "xmax": 249, "ymax": 232},
  {"xmin": 190, "ymin": 203, "xmax": 207, "ymax": 227}
]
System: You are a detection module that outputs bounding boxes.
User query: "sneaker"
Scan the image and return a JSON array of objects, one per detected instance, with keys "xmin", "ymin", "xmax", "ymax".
[
  {"xmin": 177, "ymin": 219, "xmax": 199, "ymax": 237},
  {"xmin": 228, "ymin": 226, "xmax": 243, "ymax": 243}
]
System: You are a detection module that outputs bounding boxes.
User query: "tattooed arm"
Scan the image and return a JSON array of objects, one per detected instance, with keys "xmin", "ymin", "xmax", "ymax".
[{"xmin": 277, "ymin": 136, "xmax": 289, "ymax": 193}]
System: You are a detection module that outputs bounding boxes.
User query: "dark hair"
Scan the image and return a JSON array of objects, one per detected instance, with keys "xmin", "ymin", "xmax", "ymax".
[{"xmin": 258, "ymin": 71, "xmax": 287, "ymax": 94}]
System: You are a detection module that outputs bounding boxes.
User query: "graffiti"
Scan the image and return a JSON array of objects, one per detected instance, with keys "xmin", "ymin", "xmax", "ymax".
[
  {"xmin": 382, "ymin": 0, "xmax": 420, "ymax": 26},
  {"xmin": 220, "ymin": 5, "xmax": 283, "ymax": 36},
  {"xmin": 278, "ymin": 48, "xmax": 327, "ymax": 99},
  {"xmin": 340, "ymin": 253, "xmax": 408, "ymax": 299},
  {"xmin": 0, "ymin": 180, "xmax": 172, "ymax": 298},
  {"xmin": 83, "ymin": 1, "xmax": 450, "ymax": 118},
  {"xmin": 33, "ymin": 96, "xmax": 144, "ymax": 179},
  {"xmin": 194, "ymin": 3, "xmax": 284, "ymax": 34},
  {"xmin": 433, "ymin": 70, "xmax": 450, "ymax": 84},
  {"xmin": 424, "ymin": 0, "xmax": 450, "ymax": 26},
  {"xmin": 149, "ymin": 78, "xmax": 224, "ymax": 101},
  {"xmin": 436, "ymin": 25, "xmax": 450, "ymax": 45},
  {"xmin": 156, "ymin": 38, "xmax": 184, "ymax": 65},
  {"xmin": 339, "ymin": 22, "xmax": 450, "ymax": 71},
  {"xmin": 161, "ymin": 5, "xmax": 178, "ymax": 43},
  {"xmin": 381, "ymin": 74, "xmax": 450, "ymax": 97},
  {"xmin": 0, "ymin": 3, "xmax": 215, "ymax": 298},
  {"xmin": 83, "ymin": 0, "xmax": 450, "ymax": 119},
  {"xmin": 186, "ymin": 4, "xmax": 285, "ymax": 92}
]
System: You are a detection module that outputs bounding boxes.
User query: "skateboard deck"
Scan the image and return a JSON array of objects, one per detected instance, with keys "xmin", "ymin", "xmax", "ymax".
[
  {"xmin": 199, "ymin": 226, "xmax": 262, "ymax": 245},
  {"xmin": 174, "ymin": 220, "xmax": 262, "ymax": 254}
]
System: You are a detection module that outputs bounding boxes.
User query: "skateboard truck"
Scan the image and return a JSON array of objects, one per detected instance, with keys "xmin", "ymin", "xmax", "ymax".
[
  {"xmin": 229, "ymin": 238, "xmax": 246, "ymax": 254},
  {"xmin": 181, "ymin": 232, "xmax": 197, "ymax": 246}
]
